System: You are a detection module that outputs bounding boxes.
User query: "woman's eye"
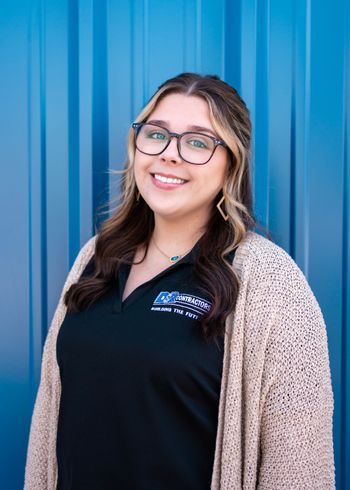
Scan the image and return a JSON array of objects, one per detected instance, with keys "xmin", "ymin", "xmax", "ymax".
[
  {"xmin": 187, "ymin": 138, "xmax": 208, "ymax": 149},
  {"xmin": 146, "ymin": 131, "xmax": 167, "ymax": 140}
]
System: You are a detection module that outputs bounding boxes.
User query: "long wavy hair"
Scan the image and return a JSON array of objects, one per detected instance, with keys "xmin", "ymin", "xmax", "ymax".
[{"xmin": 65, "ymin": 73, "xmax": 261, "ymax": 343}]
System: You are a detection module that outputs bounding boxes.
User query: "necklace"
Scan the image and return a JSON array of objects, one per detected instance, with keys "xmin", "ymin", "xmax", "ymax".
[{"xmin": 152, "ymin": 237, "xmax": 192, "ymax": 264}]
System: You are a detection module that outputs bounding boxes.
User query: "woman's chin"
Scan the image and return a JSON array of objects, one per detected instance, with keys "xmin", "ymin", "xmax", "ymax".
[
  {"xmin": 140, "ymin": 195, "xmax": 183, "ymax": 219},
  {"xmin": 150, "ymin": 207, "xmax": 184, "ymax": 221}
]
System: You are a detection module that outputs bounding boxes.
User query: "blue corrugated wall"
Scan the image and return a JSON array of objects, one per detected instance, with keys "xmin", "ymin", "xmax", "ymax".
[{"xmin": 0, "ymin": 0, "xmax": 348, "ymax": 488}]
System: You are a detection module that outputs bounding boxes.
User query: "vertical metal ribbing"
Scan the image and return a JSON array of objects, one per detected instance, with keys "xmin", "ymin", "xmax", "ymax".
[{"xmin": 68, "ymin": 0, "xmax": 80, "ymax": 265}]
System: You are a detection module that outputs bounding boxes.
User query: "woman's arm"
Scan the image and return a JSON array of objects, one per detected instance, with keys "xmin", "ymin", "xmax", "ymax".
[
  {"xmin": 24, "ymin": 236, "xmax": 96, "ymax": 490},
  {"xmin": 256, "ymin": 254, "xmax": 335, "ymax": 489}
]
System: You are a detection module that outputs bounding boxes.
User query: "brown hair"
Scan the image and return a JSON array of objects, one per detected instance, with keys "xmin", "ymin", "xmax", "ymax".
[{"xmin": 65, "ymin": 73, "xmax": 262, "ymax": 343}]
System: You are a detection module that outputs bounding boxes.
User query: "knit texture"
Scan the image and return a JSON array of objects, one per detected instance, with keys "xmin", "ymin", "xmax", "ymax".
[{"xmin": 24, "ymin": 231, "xmax": 335, "ymax": 489}]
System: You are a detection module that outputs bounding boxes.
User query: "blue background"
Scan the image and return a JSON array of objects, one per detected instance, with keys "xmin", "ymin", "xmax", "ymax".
[{"xmin": 0, "ymin": 0, "xmax": 349, "ymax": 488}]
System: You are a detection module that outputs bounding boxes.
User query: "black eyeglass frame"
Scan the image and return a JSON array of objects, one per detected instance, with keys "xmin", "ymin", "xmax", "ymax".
[{"xmin": 132, "ymin": 122, "xmax": 230, "ymax": 165}]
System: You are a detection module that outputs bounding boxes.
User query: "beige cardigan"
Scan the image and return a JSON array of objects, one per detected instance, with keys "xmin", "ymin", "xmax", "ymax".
[{"xmin": 24, "ymin": 231, "xmax": 335, "ymax": 489}]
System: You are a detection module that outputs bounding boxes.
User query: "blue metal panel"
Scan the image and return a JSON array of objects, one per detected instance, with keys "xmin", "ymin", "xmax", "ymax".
[
  {"xmin": 268, "ymin": 0, "xmax": 293, "ymax": 248},
  {"xmin": 27, "ymin": 0, "xmax": 45, "ymax": 394},
  {"xmin": 68, "ymin": 0, "xmax": 81, "ymax": 262},
  {"xmin": 306, "ymin": 3, "xmax": 346, "ymax": 485},
  {"xmin": 0, "ymin": 0, "xmax": 349, "ymax": 488},
  {"xmin": 293, "ymin": 0, "xmax": 309, "ymax": 271},
  {"xmin": 341, "ymin": 0, "xmax": 350, "ymax": 481},
  {"xmin": 45, "ymin": 0, "xmax": 70, "ymax": 334},
  {"xmin": 92, "ymin": 0, "xmax": 109, "ymax": 225},
  {"xmin": 253, "ymin": 0, "xmax": 270, "ymax": 234},
  {"xmin": 77, "ymin": 0, "xmax": 93, "ymax": 248},
  {"xmin": 0, "ymin": 3, "xmax": 31, "ymax": 488}
]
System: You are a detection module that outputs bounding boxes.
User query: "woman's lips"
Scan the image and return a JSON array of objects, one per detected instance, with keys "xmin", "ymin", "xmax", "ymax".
[{"xmin": 151, "ymin": 173, "xmax": 188, "ymax": 189}]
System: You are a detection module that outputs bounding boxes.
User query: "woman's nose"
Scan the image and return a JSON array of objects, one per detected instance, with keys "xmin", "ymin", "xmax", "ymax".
[{"xmin": 160, "ymin": 136, "xmax": 182, "ymax": 164}]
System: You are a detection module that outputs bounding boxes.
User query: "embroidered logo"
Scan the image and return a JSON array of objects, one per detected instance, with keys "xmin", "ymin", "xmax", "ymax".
[
  {"xmin": 154, "ymin": 291, "xmax": 179, "ymax": 304},
  {"xmin": 151, "ymin": 291, "xmax": 212, "ymax": 320}
]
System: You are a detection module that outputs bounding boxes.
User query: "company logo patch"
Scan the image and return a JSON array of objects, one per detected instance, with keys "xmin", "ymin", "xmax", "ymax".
[{"xmin": 151, "ymin": 291, "xmax": 212, "ymax": 320}]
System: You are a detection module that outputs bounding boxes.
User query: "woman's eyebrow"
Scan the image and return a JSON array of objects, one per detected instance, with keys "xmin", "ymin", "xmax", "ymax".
[
  {"xmin": 147, "ymin": 119, "xmax": 217, "ymax": 137},
  {"xmin": 189, "ymin": 125, "xmax": 217, "ymax": 137},
  {"xmin": 146, "ymin": 119, "xmax": 169, "ymax": 128}
]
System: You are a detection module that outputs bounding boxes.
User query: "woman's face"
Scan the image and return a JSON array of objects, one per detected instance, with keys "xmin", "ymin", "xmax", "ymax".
[{"xmin": 133, "ymin": 93, "xmax": 229, "ymax": 225}]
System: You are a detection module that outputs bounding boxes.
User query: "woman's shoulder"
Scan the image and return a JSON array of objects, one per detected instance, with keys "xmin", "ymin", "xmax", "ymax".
[
  {"xmin": 234, "ymin": 230, "xmax": 307, "ymax": 283},
  {"xmin": 234, "ymin": 230, "xmax": 324, "ymax": 316},
  {"xmin": 63, "ymin": 235, "xmax": 98, "ymax": 287},
  {"xmin": 78, "ymin": 234, "xmax": 97, "ymax": 258},
  {"xmin": 235, "ymin": 231, "xmax": 327, "ymax": 336},
  {"xmin": 73, "ymin": 234, "xmax": 97, "ymax": 267},
  {"xmin": 235, "ymin": 230, "xmax": 293, "ymax": 263}
]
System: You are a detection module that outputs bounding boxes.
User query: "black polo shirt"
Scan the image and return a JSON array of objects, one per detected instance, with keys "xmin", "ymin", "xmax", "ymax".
[{"xmin": 56, "ymin": 244, "xmax": 235, "ymax": 490}]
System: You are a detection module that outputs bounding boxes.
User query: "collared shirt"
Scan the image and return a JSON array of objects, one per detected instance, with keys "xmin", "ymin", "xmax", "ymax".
[{"xmin": 56, "ymin": 245, "xmax": 235, "ymax": 490}]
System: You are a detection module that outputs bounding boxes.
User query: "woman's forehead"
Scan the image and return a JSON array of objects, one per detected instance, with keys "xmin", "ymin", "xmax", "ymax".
[{"xmin": 147, "ymin": 93, "xmax": 213, "ymax": 131}]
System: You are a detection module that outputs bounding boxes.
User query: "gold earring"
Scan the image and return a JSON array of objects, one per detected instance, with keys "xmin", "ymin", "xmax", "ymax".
[{"xmin": 216, "ymin": 195, "xmax": 229, "ymax": 221}]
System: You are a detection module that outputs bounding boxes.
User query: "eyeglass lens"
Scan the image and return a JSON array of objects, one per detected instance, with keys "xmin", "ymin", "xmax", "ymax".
[{"xmin": 135, "ymin": 124, "xmax": 216, "ymax": 164}]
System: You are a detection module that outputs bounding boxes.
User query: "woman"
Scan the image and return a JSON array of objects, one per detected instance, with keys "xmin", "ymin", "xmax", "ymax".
[{"xmin": 24, "ymin": 73, "xmax": 335, "ymax": 489}]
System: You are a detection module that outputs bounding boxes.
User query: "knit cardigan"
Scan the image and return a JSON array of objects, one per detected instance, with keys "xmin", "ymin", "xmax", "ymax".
[{"xmin": 24, "ymin": 230, "xmax": 335, "ymax": 489}]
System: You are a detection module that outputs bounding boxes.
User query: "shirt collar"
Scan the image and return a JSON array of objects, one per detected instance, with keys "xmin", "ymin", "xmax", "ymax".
[{"xmin": 174, "ymin": 240, "xmax": 201, "ymax": 266}]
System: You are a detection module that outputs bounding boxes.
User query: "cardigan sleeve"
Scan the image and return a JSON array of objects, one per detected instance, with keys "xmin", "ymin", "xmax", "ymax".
[
  {"xmin": 24, "ymin": 236, "xmax": 96, "ymax": 490},
  {"xmin": 256, "ymin": 251, "xmax": 335, "ymax": 489}
]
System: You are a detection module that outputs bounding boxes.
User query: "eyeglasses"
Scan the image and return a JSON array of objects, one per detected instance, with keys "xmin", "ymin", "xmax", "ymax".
[{"xmin": 132, "ymin": 122, "xmax": 229, "ymax": 165}]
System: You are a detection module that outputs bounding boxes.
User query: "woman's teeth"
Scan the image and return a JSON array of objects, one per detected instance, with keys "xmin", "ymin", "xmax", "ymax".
[{"xmin": 154, "ymin": 174, "xmax": 186, "ymax": 184}]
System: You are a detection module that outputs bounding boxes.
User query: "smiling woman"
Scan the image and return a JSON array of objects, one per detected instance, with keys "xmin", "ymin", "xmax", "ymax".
[
  {"xmin": 63, "ymin": 74, "xmax": 256, "ymax": 342},
  {"xmin": 24, "ymin": 73, "xmax": 335, "ymax": 489},
  {"xmin": 133, "ymin": 94, "xmax": 229, "ymax": 229}
]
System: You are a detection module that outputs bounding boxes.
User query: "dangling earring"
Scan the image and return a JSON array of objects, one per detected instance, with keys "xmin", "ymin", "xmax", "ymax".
[
  {"xmin": 216, "ymin": 195, "xmax": 229, "ymax": 221},
  {"xmin": 136, "ymin": 190, "xmax": 140, "ymax": 202}
]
